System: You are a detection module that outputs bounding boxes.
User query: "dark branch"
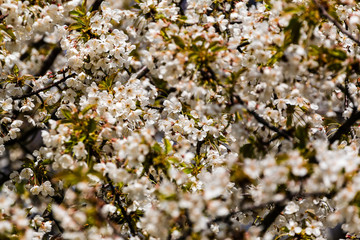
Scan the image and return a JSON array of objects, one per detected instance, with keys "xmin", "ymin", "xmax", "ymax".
[
  {"xmin": 337, "ymin": 83, "xmax": 357, "ymax": 110},
  {"xmin": 12, "ymin": 73, "xmax": 76, "ymax": 100},
  {"xmin": 36, "ymin": 45, "xmax": 62, "ymax": 76},
  {"xmin": 260, "ymin": 203, "xmax": 286, "ymax": 236},
  {"xmin": 4, "ymin": 126, "xmax": 43, "ymax": 146},
  {"xmin": 145, "ymin": 105, "xmax": 164, "ymax": 111},
  {"xmin": 90, "ymin": 0, "xmax": 104, "ymax": 12},
  {"xmin": 105, "ymin": 175, "xmax": 137, "ymax": 236},
  {"xmin": 210, "ymin": 191, "xmax": 333, "ymax": 228},
  {"xmin": 0, "ymin": 13, "xmax": 9, "ymax": 22},
  {"xmin": 329, "ymin": 110, "xmax": 360, "ymax": 144},
  {"xmin": 134, "ymin": 66, "xmax": 149, "ymax": 79},
  {"xmin": 231, "ymin": 95, "xmax": 292, "ymax": 140}
]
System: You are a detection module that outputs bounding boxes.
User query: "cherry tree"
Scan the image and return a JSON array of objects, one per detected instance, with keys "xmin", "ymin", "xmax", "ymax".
[{"xmin": 1, "ymin": 0, "xmax": 360, "ymax": 239}]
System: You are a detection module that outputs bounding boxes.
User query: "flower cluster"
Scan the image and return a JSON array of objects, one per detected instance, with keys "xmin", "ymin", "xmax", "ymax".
[{"xmin": 3, "ymin": 0, "xmax": 360, "ymax": 239}]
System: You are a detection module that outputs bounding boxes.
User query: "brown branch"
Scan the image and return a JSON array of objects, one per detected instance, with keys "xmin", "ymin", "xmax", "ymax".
[
  {"xmin": 0, "ymin": 13, "xmax": 9, "ymax": 22},
  {"xmin": 90, "ymin": 0, "xmax": 104, "ymax": 12},
  {"xmin": 36, "ymin": 45, "xmax": 62, "ymax": 76},
  {"xmin": 210, "ymin": 191, "xmax": 333, "ymax": 229},
  {"xmin": 231, "ymin": 95, "xmax": 292, "ymax": 140},
  {"xmin": 134, "ymin": 66, "xmax": 149, "ymax": 79},
  {"xmin": 12, "ymin": 73, "xmax": 76, "ymax": 100},
  {"xmin": 260, "ymin": 203, "xmax": 285, "ymax": 236},
  {"xmin": 105, "ymin": 175, "xmax": 137, "ymax": 236},
  {"xmin": 329, "ymin": 110, "xmax": 360, "ymax": 144},
  {"xmin": 337, "ymin": 83, "xmax": 357, "ymax": 110},
  {"xmin": 313, "ymin": 0, "xmax": 360, "ymax": 45}
]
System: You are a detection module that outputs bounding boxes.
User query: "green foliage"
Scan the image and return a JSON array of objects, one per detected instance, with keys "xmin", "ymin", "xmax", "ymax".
[
  {"xmin": 142, "ymin": 139, "xmax": 178, "ymax": 179},
  {"xmin": 309, "ymin": 45, "xmax": 347, "ymax": 72},
  {"xmin": 0, "ymin": 24, "xmax": 16, "ymax": 42},
  {"xmin": 69, "ymin": 0, "xmax": 97, "ymax": 41},
  {"xmin": 60, "ymin": 107, "xmax": 100, "ymax": 167}
]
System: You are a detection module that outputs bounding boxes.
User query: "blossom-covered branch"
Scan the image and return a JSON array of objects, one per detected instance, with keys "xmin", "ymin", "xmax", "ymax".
[
  {"xmin": 12, "ymin": 73, "xmax": 76, "ymax": 100},
  {"xmin": 2, "ymin": 0, "xmax": 360, "ymax": 239},
  {"xmin": 313, "ymin": 0, "xmax": 360, "ymax": 45}
]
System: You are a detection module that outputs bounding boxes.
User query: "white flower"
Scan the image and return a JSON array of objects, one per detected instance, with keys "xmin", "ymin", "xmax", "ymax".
[
  {"xmin": 40, "ymin": 221, "xmax": 52, "ymax": 233},
  {"xmin": 284, "ymin": 201, "xmax": 299, "ymax": 215},
  {"xmin": 1, "ymin": 98, "xmax": 13, "ymax": 112},
  {"xmin": 33, "ymin": 215, "xmax": 44, "ymax": 226},
  {"xmin": 58, "ymin": 154, "xmax": 74, "ymax": 169},
  {"xmin": 0, "ymin": 220, "xmax": 12, "ymax": 232},
  {"xmin": 10, "ymin": 171, "xmax": 20, "ymax": 183},
  {"xmin": 20, "ymin": 168, "xmax": 33, "ymax": 180},
  {"xmin": 9, "ymin": 128, "xmax": 20, "ymax": 139},
  {"xmin": 73, "ymin": 141, "xmax": 88, "ymax": 159},
  {"xmin": 10, "ymin": 120, "xmax": 23, "ymax": 128},
  {"xmin": 287, "ymin": 220, "xmax": 302, "ymax": 236},
  {"xmin": 244, "ymin": 159, "xmax": 261, "ymax": 179},
  {"xmin": 41, "ymin": 181, "xmax": 55, "ymax": 197},
  {"xmin": 30, "ymin": 185, "xmax": 41, "ymax": 195},
  {"xmin": 101, "ymin": 204, "xmax": 117, "ymax": 217},
  {"xmin": 163, "ymin": 97, "xmax": 182, "ymax": 113},
  {"xmin": 305, "ymin": 221, "xmax": 323, "ymax": 237}
]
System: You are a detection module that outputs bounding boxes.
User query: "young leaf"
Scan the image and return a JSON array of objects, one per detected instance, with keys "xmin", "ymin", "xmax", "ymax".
[
  {"xmin": 164, "ymin": 138, "xmax": 172, "ymax": 155},
  {"xmin": 61, "ymin": 109, "xmax": 73, "ymax": 120},
  {"xmin": 172, "ymin": 35, "xmax": 186, "ymax": 49}
]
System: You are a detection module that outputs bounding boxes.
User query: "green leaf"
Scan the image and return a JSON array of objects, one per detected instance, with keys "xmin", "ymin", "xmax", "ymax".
[
  {"xmin": 12, "ymin": 64, "xmax": 19, "ymax": 76},
  {"xmin": 164, "ymin": 138, "xmax": 172, "ymax": 155},
  {"xmin": 69, "ymin": 9, "xmax": 85, "ymax": 17},
  {"xmin": 295, "ymin": 125, "xmax": 309, "ymax": 149},
  {"xmin": 267, "ymin": 50, "xmax": 284, "ymax": 66},
  {"xmin": 61, "ymin": 109, "xmax": 72, "ymax": 120},
  {"xmin": 167, "ymin": 156, "xmax": 179, "ymax": 163},
  {"xmin": 327, "ymin": 62, "xmax": 343, "ymax": 71},
  {"xmin": 193, "ymin": 36, "xmax": 205, "ymax": 43},
  {"xmin": 284, "ymin": 17, "xmax": 302, "ymax": 46},
  {"xmin": 80, "ymin": 0, "xmax": 87, "ymax": 12},
  {"xmin": 0, "ymin": 24, "xmax": 16, "ymax": 41},
  {"xmin": 240, "ymin": 143, "xmax": 255, "ymax": 158},
  {"xmin": 81, "ymin": 104, "xmax": 95, "ymax": 115},
  {"xmin": 328, "ymin": 49, "xmax": 347, "ymax": 60},
  {"xmin": 210, "ymin": 45, "xmax": 227, "ymax": 52},
  {"xmin": 183, "ymin": 168, "xmax": 192, "ymax": 174},
  {"xmin": 172, "ymin": 35, "xmax": 186, "ymax": 49},
  {"xmin": 88, "ymin": 119, "xmax": 97, "ymax": 133},
  {"xmin": 283, "ymin": 5, "xmax": 305, "ymax": 14},
  {"xmin": 160, "ymin": 28, "xmax": 170, "ymax": 40},
  {"xmin": 69, "ymin": 22, "xmax": 84, "ymax": 31},
  {"xmin": 152, "ymin": 143, "xmax": 163, "ymax": 155}
]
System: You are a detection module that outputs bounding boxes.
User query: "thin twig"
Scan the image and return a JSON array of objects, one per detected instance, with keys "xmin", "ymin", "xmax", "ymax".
[
  {"xmin": 12, "ymin": 73, "xmax": 76, "ymax": 100},
  {"xmin": 105, "ymin": 175, "xmax": 137, "ymax": 236},
  {"xmin": 145, "ymin": 105, "xmax": 164, "ymax": 111},
  {"xmin": 231, "ymin": 95, "xmax": 292, "ymax": 140},
  {"xmin": 134, "ymin": 66, "xmax": 149, "ymax": 79},
  {"xmin": 329, "ymin": 110, "xmax": 360, "ymax": 144},
  {"xmin": 210, "ymin": 190, "xmax": 333, "ymax": 232},
  {"xmin": 337, "ymin": 83, "xmax": 357, "ymax": 110},
  {"xmin": 313, "ymin": 0, "xmax": 360, "ymax": 45}
]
